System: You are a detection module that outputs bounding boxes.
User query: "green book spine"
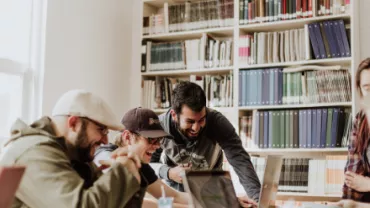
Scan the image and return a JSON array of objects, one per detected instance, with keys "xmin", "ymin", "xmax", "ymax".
[
  {"xmin": 326, "ymin": 108, "xmax": 333, "ymax": 147},
  {"xmin": 280, "ymin": 110, "xmax": 285, "ymax": 148},
  {"xmin": 285, "ymin": 110, "xmax": 290, "ymax": 148}
]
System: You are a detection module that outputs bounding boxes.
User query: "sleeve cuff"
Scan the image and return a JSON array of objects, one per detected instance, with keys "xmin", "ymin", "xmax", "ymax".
[{"xmin": 159, "ymin": 165, "xmax": 170, "ymax": 180}]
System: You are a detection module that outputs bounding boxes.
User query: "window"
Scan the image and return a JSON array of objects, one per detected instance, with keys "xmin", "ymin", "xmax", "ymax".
[{"xmin": 0, "ymin": 0, "xmax": 46, "ymax": 140}]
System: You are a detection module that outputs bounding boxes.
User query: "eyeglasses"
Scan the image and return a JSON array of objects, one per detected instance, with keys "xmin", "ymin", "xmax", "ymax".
[
  {"xmin": 132, "ymin": 132, "xmax": 163, "ymax": 145},
  {"xmin": 147, "ymin": 137, "xmax": 163, "ymax": 145},
  {"xmin": 82, "ymin": 117, "xmax": 109, "ymax": 136}
]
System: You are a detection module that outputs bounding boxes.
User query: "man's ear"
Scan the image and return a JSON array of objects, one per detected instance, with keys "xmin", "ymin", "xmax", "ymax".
[
  {"xmin": 121, "ymin": 130, "xmax": 133, "ymax": 145},
  {"xmin": 67, "ymin": 116, "xmax": 80, "ymax": 132},
  {"xmin": 170, "ymin": 109, "xmax": 177, "ymax": 121}
]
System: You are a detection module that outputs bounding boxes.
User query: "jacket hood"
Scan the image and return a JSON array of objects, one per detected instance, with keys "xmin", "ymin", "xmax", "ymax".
[{"xmin": 5, "ymin": 117, "xmax": 60, "ymax": 147}]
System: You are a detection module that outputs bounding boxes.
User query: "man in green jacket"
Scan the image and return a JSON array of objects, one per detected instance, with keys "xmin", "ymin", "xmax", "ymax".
[{"xmin": 0, "ymin": 89, "xmax": 144, "ymax": 208}]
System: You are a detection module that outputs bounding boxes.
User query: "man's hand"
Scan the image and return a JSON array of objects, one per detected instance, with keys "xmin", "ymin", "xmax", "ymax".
[
  {"xmin": 345, "ymin": 171, "xmax": 370, "ymax": 192},
  {"xmin": 169, "ymin": 164, "xmax": 192, "ymax": 184},
  {"xmin": 99, "ymin": 147, "xmax": 142, "ymax": 183},
  {"xmin": 237, "ymin": 195, "xmax": 258, "ymax": 208}
]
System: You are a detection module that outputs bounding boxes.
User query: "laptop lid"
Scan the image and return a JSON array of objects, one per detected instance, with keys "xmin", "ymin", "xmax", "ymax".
[
  {"xmin": 0, "ymin": 166, "xmax": 25, "ymax": 208},
  {"xmin": 182, "ymin": 170, "xmax": 242, "ymax": 208},
  {"xmin": 258, "ymin": 155, "xmax": 283, "ymax": 208}
]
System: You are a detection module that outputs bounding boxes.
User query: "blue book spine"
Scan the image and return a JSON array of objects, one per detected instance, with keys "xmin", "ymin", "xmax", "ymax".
[
  {"xmin": 316, "ymin": 109, "xmax": 322, "ymax": 148},
  {"xmin": 311, "ymin": 109, "xmax": 317, "ymax": 148},
  {"xmin": 257, "ymin": 70, "xmax": 263, "ymax": 105},
  {"xmin": 302, "ymin": 110, "xmax": 307, "ymax": 148},
  {"xmin": 264, "ymin": 111, "xmax": 269, "ymax": 148},
  {"xmin": 239, "ymin": 71, "xmax": 243, "ymax": 106},
  {"xmin": 307, "ymin": 109, "xmax": 312, "ymax": 148},
  {"xmin": 299, "ymin": 110, "xmax": 304, "ymax": 148}
]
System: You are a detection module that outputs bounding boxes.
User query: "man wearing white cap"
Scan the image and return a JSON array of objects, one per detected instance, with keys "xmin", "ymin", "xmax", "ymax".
[{"xmin": 0, "ymin": 89, "xmax": 144, "ymax": 208}]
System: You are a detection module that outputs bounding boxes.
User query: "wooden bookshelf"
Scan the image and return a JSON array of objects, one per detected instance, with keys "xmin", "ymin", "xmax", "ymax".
[
  {"xmin": 239, "ymin": 102, "xmax": 352, "ymax": 110},
  {"xmin": 142, "ymin": 66, "xmax": 233, "ymax": 76},
  {"xmin": 276, "ymin": 192, "xmax": 341, "ymax": 202},
  {"xmin": 143, "ymin": 26, "xmax": 234, "ymax": 41},
  {"xmin": 143, "ymin": 0, "xmax": 202, "ymax": 8},
  {"xmin": 245, "ymin": 148, "xmax": 347, "ymax": 157},
  {"xmin": 138, "ymin": 0, "xmax": 360, "ymax": 202},
  {"xmin": 239, "ymin": 14, "xmax": 351, "ymax": 32},
  {"xmin": 153, "ymin": 107, "xmax": 235, "ymax": 114},
  {"xmin": 239, "ymin": 57, "xmax": 352, "ymax": 69}
]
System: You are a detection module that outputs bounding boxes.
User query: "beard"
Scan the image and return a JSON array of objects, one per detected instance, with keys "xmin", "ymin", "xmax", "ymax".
[
  {"xmin": 74, "ymin": 121, "xmax": 94, "ymax": 162},
  {"xmin": 175, "ymin": 118, "xmax": 204, "ymax": 141}
]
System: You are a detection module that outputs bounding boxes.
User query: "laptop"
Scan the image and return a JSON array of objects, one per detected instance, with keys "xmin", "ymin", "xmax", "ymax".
[
  {"xmin": 182, "ymin": 155, "xmax": 283, "ymax": 208},
  {"xmin": 0, "ymin": 166, "xmax": 25, "ymax": 208}
]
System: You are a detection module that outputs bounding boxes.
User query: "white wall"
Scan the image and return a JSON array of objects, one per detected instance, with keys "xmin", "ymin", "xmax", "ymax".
[
  {"xmin": 130, "ymin": 0, "xmax": 143, "ymax": 108},
  {"xmin": 360, "ymin": 0, "xmax": 370, "ymax": 60},
  {"xmin": 42, "ymin": 0, "xmax": 133, "ymax": 118}
]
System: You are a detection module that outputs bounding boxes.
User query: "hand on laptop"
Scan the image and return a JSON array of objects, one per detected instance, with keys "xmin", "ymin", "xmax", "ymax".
[
  {"xmin": 169, "ymin": 164, "xmax": 192, "ymax": 184},
  {"xmin": 237, "ymin": 195, "xmax": 258, "ymax": 207}
]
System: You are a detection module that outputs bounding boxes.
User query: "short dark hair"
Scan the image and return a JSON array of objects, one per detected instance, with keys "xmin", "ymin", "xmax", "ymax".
[{"xmin": 171, "ymin": 81, "xmax": 206, "ymax": 114}]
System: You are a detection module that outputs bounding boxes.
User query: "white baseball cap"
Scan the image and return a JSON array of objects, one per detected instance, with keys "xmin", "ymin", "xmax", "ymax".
[{"xmin": 52, "ymin": 89, "xmax": 125, "ymax": 131}]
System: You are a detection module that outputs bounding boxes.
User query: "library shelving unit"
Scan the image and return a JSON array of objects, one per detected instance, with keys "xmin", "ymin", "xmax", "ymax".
[{"xmin": 139, "ymin": 0, "xmax": 360, "ymax": 203}]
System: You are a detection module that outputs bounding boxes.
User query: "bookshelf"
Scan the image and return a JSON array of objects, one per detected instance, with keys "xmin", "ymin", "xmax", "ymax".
[
  {"xmin": 139, "ymin": 0, "xmax": 360, "ymax": 203},
  {"xmin": 239, "ymin": 13, "xmax": 350, "ymax": 32},
  {"xmin": 141, "ymin": 66, "xmax": 233, "ymax": 76},
  {"xmin": 239, "ymin": 57, "xmax": 351, "ymax": 69},
  {"xmin": 276, "ymin": 192, "xmax": 341, "ymax": 202},
  {"xmin": 239, "ymin": 102, "xmax": 352, "ymax": 110},
  {"xmin": 143, "ymin": 26, "xmax": 234, "ymax": 40}
]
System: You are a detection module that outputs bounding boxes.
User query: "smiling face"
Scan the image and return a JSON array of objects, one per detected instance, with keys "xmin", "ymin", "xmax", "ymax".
[
  {"xmin": 121, "ymin": 131, "xmax": 162, "ymax": 164},
  {"xmin": 171, "ymin": 105, "xmax": 207, "ymax": 140},
  {"xmin": 360, "ymin": 69, "xmax": 370, "ymax": 97},
  {"xmin": 67, "ymin": 116, "xmax": 109, "ymax": 162}
]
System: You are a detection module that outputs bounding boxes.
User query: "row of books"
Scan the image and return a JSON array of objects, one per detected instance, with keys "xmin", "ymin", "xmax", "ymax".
[
  {"xmin": 317, "ymin": 0, "xmax": 351, "ymax": 16},
  {"xmin": 239, "ymin": 0, "xmax": 314, "ymax": 24},
  {"xmin": 141, "ymin": 35, "xmax": 233, "ymax": 72},
  {"xmin": 308, "ymin": 20, "xmax": 351, "ymax": 59},
  {"xmin": 238, "ymin": 67, "xmax": 351, "ymax": 106},
  {"xmin": 239, "ymin": 0, "xmax": 350, "ymax": 25},
  {"xmin": 241, "ymin": 108, "xmax": 352, "ymax": 149},
  {"xmin": 238, "ymin": 19, "xmax": 350, "ymax": 66},
  {"xmin": 239, "ymin": 29, "xmax": 307, "ymax": 65},
  {"xmin": 251, "ymin": 156, "xmax": 347, "ymax": 194},
  {"xmin": 191, "ymin": 74, "xmax": 234, "ymax": 107},
  {"xmin": 142, "ymin": 0, "xmax": 234, "ymax": 35},
  {"xmin": 141, "ymin": 74, "xmax": 233, "ymax": 109}
]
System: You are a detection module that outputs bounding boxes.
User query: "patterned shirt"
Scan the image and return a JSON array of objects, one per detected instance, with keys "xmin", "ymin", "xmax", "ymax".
[{"xmin": 342, "ymin": 110, "xmax": 370, "ymax": 202}]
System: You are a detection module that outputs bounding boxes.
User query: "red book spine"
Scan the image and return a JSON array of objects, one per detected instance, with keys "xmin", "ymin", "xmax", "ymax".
[
  {"xmin": 308, "ymin": 0, "xmax": 312, "ymax": 17},
  {"xmin": 282, "ymin": 0, "xmax": 286, "ymax": 20},
  {"xmin": 326, "ymin": 0, "xmax": 330, "ymax": 15},
  {"xmin": 302, "ymin": 0, "xmax": 307, "ymax": 17},
  {"xmin": 296, "ymin": 0, "xmax": 301, "ymax": 19},
  {"xmin": 248, "ymin": 1, "xmax": 253, "ymax": 22}
]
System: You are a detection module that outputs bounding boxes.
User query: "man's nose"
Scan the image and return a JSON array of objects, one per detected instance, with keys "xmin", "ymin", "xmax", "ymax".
[
  {"xmin": 192, "ymin": 122, "xmax": 200, "ymax": 132},
  {"xmin": 101, "ymin": 135, "xmax": 108, "ymax": 144}
]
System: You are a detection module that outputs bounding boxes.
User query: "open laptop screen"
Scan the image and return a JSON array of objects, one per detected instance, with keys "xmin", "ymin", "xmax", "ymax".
[{"xmin": 182, "ymin": 170, "xmax": 241, "ymax": 208}]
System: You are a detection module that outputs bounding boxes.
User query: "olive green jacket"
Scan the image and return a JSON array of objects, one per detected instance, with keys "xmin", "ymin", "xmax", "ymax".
[{"xmin": 0, "ymin": 117, "xmax": 144, "ymax": 208}]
